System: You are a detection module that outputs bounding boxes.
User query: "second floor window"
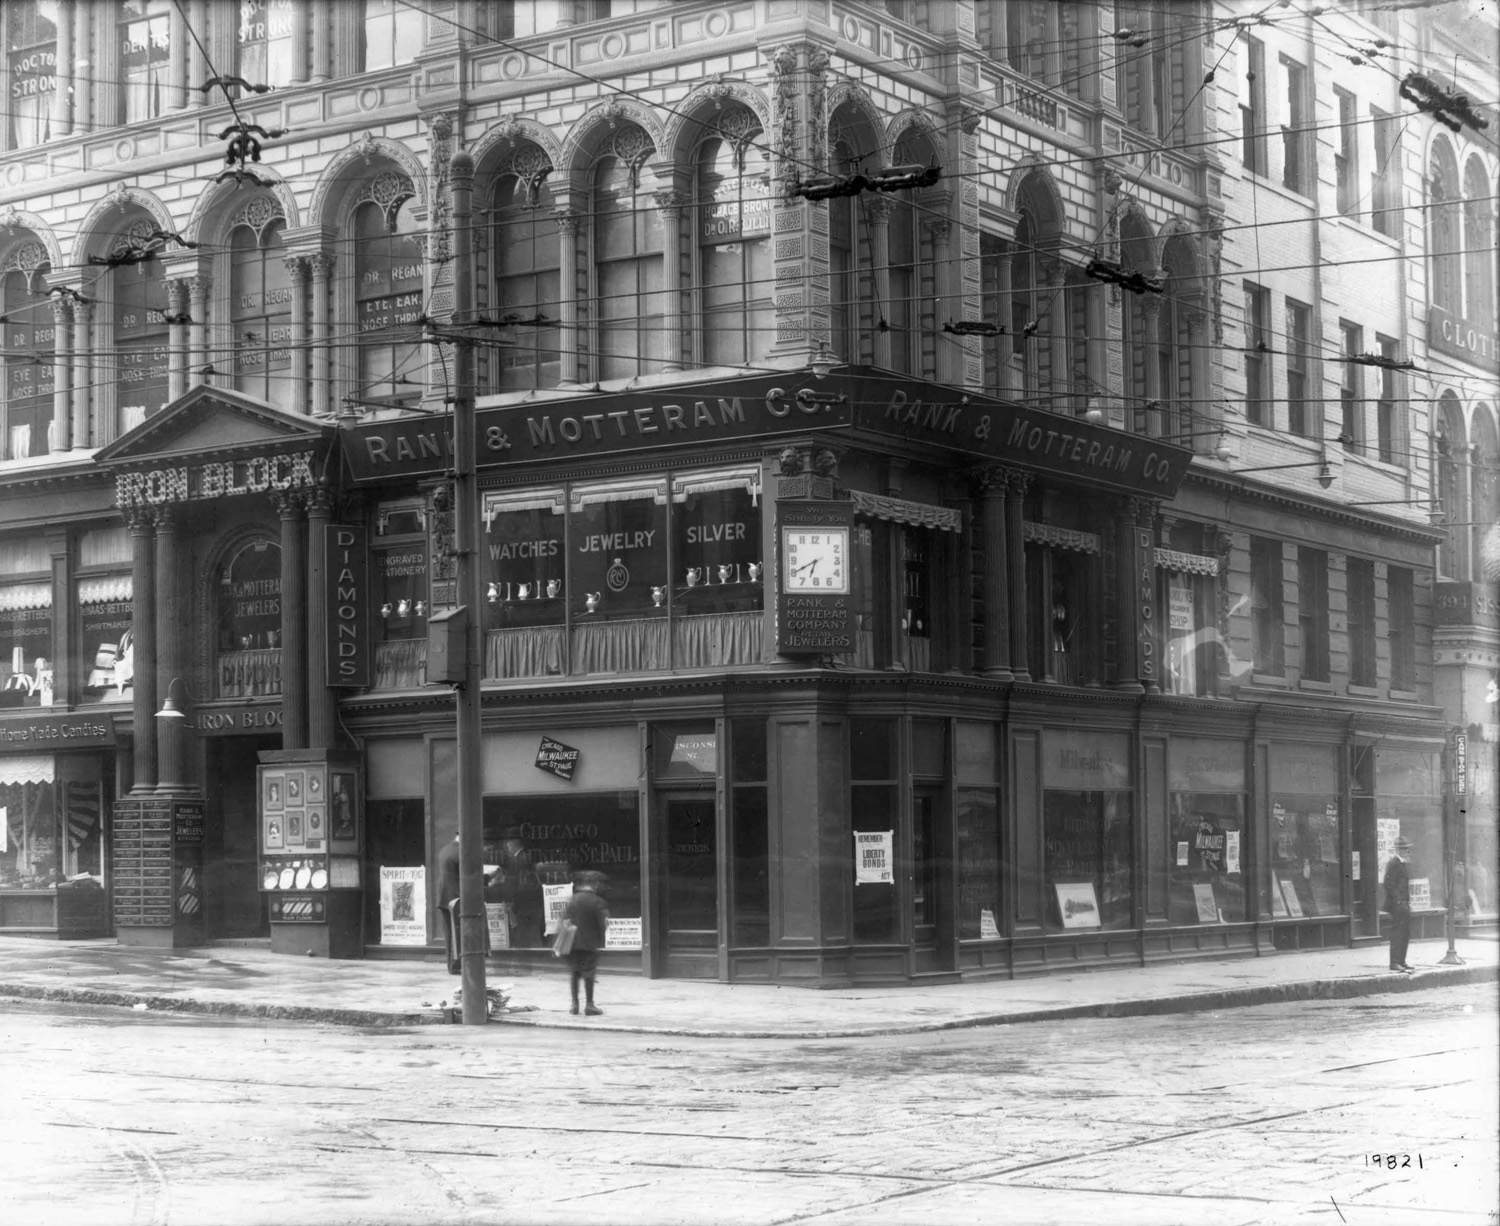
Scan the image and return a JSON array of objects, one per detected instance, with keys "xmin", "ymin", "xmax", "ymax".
[
  {"xmin": 353, "ymin": 181, "xmax": 424, "ymax": 408},
  {"xmin": 696, "ymin": 111, "xmax": 771, "ymax": 370},
  {"xmin": 361, "ymin": 0, "xmax": 421, "ymax": 70},
  {"xmin": 591, "ymin": 136, "xmax": 665, "ymax": 381},
  {"xmin": 1371, "ymin": 109, "xmax": 1401, "ymax": 238},
  {"xmin": 1347, "ymin": 557, "xmax": 1376, "ymax": 688},
  {"xmin": 1281, "ymin": 56, "xmax": 1308, "ymax": 194},
  {"xmin": 1298, "ymin": 547, "xmax": 1329, "ymax": 682},
  {"xmin": 1388, "ymin": 565, "xmax": 1414, "ymax": 691},
  {"xmin": 1376, "ymin": 334, "xmax": 1400, "ymax": 464},
  {"xmin": 1, "ymin": 255, "xmax": 54, "ymax": 460},
  {"xmin": 1241, "ymin": 36, "xmax": 1267, "ymax": 176},
  {"xmin": 1251, "ymin": 536, "xmax": 1284, "ymax": 676},
  {"xmin": 1335, "ymin": 87, "xmax": 1358, "ymax": 216},
  {"xmin": 490, "ymin": 158, "xmax": 560, "ymax": 392},
  {"xmin": 5, "ymin": 1, "xmax": 57, "ymax": 149},
  {"xmin": 113, "ymin": 223, "xmax": 169, "ymax": 435},
  {"xmin": 237, "ymin": 0, "xmax": 294, "ymax": 89},
  {"xmin": 1339, "ymin": 321, "xmax": 1363, "ymax": 451}
]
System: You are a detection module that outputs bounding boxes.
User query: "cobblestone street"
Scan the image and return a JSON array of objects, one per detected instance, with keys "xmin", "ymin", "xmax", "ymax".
[{"xmin": 3, "ymin": 983, "xmax": 1494, "ymax": 1225}]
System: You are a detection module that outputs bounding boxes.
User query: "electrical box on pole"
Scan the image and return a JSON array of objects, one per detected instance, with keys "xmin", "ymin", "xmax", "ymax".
[{"xmin": 426, "ymin": 605, "xmax": 469, "ymax": 685}]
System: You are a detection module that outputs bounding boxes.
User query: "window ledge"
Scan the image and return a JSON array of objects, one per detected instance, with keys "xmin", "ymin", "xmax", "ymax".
[
  {"xmin": 1347, "ymin": 683, "xmax": 1380, "ymax": 698},
  {"xmin": 1250, "ymin": 672, "xmax": 1289, "ymax": 687},
  {"xmin": 1298, "ymin": 679, "xmax": 1333, "ymax": 693},
  {"xmin": 1389, "ymin": 688, "xmax": 1419, "ymax": 702},
  {"xmin": 1327, "ymin": 213, "xmax": 1402, "ymax": 249}
]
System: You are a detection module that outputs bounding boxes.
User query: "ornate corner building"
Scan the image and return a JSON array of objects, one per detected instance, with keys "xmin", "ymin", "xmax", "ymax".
[{"xmin": 0, "ymin": 1, "xmax": 1493, "ymax": 983}]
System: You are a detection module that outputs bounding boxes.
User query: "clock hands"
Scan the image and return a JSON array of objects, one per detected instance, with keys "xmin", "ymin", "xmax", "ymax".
[{"xmin": 792, "ymin": 557, "xmax": 821, "ymax": 576}]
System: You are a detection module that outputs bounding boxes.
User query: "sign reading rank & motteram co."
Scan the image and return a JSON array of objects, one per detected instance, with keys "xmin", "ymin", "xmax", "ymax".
[{"xmin": 345, "ymin": 373, "xmax": 854, "ymax": 481}]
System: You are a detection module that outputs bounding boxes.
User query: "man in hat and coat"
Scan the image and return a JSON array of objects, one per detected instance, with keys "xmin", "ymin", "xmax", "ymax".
[{"xmin": 1382, "ymin": 836, "xmax": 1415, "ymax": 972}]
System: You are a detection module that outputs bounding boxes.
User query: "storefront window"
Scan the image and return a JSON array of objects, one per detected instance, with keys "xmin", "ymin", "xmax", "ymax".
[
  {"xmin": 215, "ymin": 538, "xmax": 281, "ymax": 699},
  {"xmin": 730, "ymin": 718, "xmax": 768, "ymax": 946},
  {"xmin": 1162, "ymin": 567, "xmax": 1217, "ymax": 697},
  {"xmin": 0, "ymin": 766, "xmax": 105, "ymax": 888},
  {"xmin": 0, "ymin": 582, "xmax": 53, "ymax": 707},
  {"xmin": 956, "ymin": 721, "xmax": 1001, "ymax": 940},
  {"xmin": 1168, "ymin": 737, "xmax": 1246, "ymax": 924},
  {"xmin": 1042, "ymin": 730, "xmax": 1133, "ymax": 930},
  {"xmin": 852, "ymin": 718, "xmax": 898, "ymax": 943},
  {"xmin": 671, "ymin": 468, "xmax": 762, "ymax": 668},
  {"xmin": 568, "ymin": 478, "xmax": 669, "ymax": 673},
  {"xmin": 79, "ymin": 576, "xmax": 133, "ymax": 702},
  {"xmin": 483, "ymin": 792, "xmax": 641, "ymax": 950},
  {"xmin": 484, "ymin": 489, "xmax": 565, "ymax": 678},
  {"xmin": 372, "ymin": 500, "xmax": 427, "ymax": 689},
  {"xmin": 1375, "ymin": 748, "xmax": 1445, "ymax": 911},
  {"xmin": 1268, "ymin": 743, "xmax": 1342, "ymax": 918}
]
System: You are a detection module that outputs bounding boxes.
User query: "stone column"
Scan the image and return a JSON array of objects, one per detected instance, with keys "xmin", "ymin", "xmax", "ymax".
[
  {"xmin": 865, "ymin": 195, "xmax": 893, "ymax": 370},
  {"xmin": 653, "ymin": 189, "xmax": 687, "ymax": 372},
  {"xmin": 979, "ymin": 468, "xmax": 1011, "ymax": 678},
  {"xmin": 305, "ymin": 487, "xmax": 335, "ymax": 749},
  {"xmin": 166, "ymin": 280, "xmax": 189, "ymax": 402},
  {"xmin": 1114, "ymin": 498, "xmax": 1141, "ymax": 691},
  {"xmin": 1042, "ymin": 257, "xmax": 1067, "ymax": 411},
  {"xmin": 555, "ymin": 212, "xmax": 582, "ymax": 384},
  {"xmin": 284, "ymin": 256, "xmax": 310, "ymax": 414},
  {"xmin": 1086, "ymin": 281, "xmax": 1108, "ymax": 408},
  {"xmin": 71, "ymin": 299, "xmax": 91, "ymax": 448},
  {"xmin": 1185, "ymin": 306, "xmax": 1211, "ymax": 445},
  {"xmin": 277, "ymin": 493, "xmax": 309, "ymax": 750},
  {"xmin": 290, "ymin": 2, "xmax": 310, "ymax": 84},
  {"xmin": 1006, "ymin": 471, "xmax": 1030, "ymax": 681},
  {"xmin": 154, "ymin": 508, "xmax": 188, "ymax": 790},
  {"xmin": 188, "ymin": 276, "xmax": 211, "ymax": 381},
  {"xmin": 127, "ymin": 510, "xmax": 158, "ymax": 789},
  {"xmin": 53, "ymin": 0, "xmax": 76, "ymax": 137},
  {"xmin": 46, "ymin": 528, "xmax": 72, "ymax": 707},
  {"xmin": 310, "ymin": 254, "xmax": 334, "ymax": 416},
  {"xmin": 188, "ymin": 0, "xmax": 210, "ymax": 102},
  {"xmin": 50, "ymin": 296, "xmax": 73, "ymax": 452},
  {"xmin": 72, "ymin": 1, "xmax": 92, "ymax": 134},
  {"xmin": 996, "ymin": 247, "xmax": 1018, "ymax": 396}
]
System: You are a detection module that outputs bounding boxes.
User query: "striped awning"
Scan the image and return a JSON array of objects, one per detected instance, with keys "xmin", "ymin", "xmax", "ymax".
[{"xmin": 852, "ymin": 491, "xmax": 961, "ymax": 533}]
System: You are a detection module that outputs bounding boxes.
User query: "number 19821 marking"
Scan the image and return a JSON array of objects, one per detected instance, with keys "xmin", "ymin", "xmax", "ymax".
[{"xmin": 1367, "ymin": 1154, "xmax": 1424, "ymax": 1169}]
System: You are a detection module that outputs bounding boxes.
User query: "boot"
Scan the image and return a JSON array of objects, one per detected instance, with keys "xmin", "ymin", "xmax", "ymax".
[{"xmin": 584, "ymin": 983, "xmax": 602, "ymax": 1016}]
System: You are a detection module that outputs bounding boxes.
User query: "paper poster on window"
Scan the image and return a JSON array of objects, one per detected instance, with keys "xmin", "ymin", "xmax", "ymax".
[
  {"xmin": 854, "ymin": 831, "xmax": 894, "ymax": 884},
  {"xmin": 1226, "ymin": 830, "xmax": 1241, "ymax": 875},
  {"xmin": 1054, "ymin": 882, "xmax": 1101, "ymax": 928},
  {"xmin": 542, "ymin": 881, "xmax": 573, "ymax": 935},
  {"xmin": 1409, "ymin": 877, "xmax": 1431, "ymax": 910},
  {"xmin": 1377, "ymin": 818, "xmax": 1401, "ymax": 865},
  {"xmin": 1270, "ymin": 873, "xmax": 1290, "ymax": 917},
  {"xmin": 979, "ymin": 908, "xmax": 1000, "ymax": 939},
  {"xmin": 1280, "ymin": 878, "xmax": 1305, "ymax": 917},
  {"xmin": 379, "ymin": 866, "xmax": 427, "ymax": 946},
  {"xmin": 1193, "ymin": 883, "xmax": 1220, "ymax": 923},
  {"xmin": 1352, "ymin": 850, "xmax": 1361, "ymax": 881},
  {"xmin": 485, "ymin": 903, "xmax": 510, "ymax": 949},
  {"xmin": 606, "ymin": 915, "xmax": 643, "ymax": 949},
  {"xmin": 1176, "ymin": 841, "xmax": 1189, "ymax": 867},
  {"xmin": 1169, "ymin": 586, "xmax": 1194, "ymax": 630}
]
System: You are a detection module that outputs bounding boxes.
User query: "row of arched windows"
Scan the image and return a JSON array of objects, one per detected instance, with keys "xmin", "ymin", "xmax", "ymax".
[
  {"xmin": 1434, "ymin": 395, "xmax": 1500, "ymax": 582},
  {"xmin": 1429, "ymin": 136, "xmax": 1497, "ymax": 335}
]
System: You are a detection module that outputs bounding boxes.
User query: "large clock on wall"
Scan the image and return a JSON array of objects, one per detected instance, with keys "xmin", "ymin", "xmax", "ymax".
[{"xmin": 777, "ymin": 500, "xmax": 857, "ymax": 655}]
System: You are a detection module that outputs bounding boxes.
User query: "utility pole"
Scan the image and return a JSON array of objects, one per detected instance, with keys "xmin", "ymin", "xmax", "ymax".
[{"xmin": 450, "ymin": 149, "xmax": 488, "ymax": 1023}]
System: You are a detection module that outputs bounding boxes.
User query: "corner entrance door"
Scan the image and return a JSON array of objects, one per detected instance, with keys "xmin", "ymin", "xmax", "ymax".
[{"xmin": 660, "ymin": 795, "xmax": 718, "ymax": 978}]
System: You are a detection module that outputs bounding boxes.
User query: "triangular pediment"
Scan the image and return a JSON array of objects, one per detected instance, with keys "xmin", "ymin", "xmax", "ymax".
[{"xmin": 96, "ymin": 385, "xmax": 333, "ymax": 468}]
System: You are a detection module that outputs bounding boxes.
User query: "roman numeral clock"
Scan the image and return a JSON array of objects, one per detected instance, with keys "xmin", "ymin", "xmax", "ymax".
[{"xmin": 776, "ymin": 499, "xmax": 858, "ymax": 655}]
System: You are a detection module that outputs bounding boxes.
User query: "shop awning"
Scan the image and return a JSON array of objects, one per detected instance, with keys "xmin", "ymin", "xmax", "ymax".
[
  {"xmin": 851, "ymin": 491, "xmax": 961, "ymax": 533},
  {"xmin": 1155, "ymin": 547, "xmax": 1219, "ymax": 576},
  {"xmin": 0, "ymin": 755, "xmax": 54, "ymax": 787}
]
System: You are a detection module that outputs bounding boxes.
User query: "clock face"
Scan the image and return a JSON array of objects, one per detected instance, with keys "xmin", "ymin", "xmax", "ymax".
[{"xmin": 782, "ymin": 526, "xmax": 850, "ymax": 594}]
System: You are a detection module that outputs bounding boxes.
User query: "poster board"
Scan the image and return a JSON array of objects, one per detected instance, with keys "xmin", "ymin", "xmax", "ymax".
[
  {"xmin": 379, "ymin": 865, "xmax": 427, "ymax": 945},
  {"xmin": 605, "ymin": 915, "xmax": 643, "ymax": 949},
  {"xmin": 1409, "ymin": 877, "xmax": 1431, "ymax": 910},
  {"xmin": 854, "ymin": 831, "xmax": 894, "ymax": 884},
  {"xmin": 1054, "ymin": 882, "xmax": 1101, "ymax": 928},
  {"xmin": 485, "ymin": 902, "xmax": 510, "ymax": 949},
  {"xmin": 542, "ymin": 882, "xmax": 572, "ymax": 936},
  {"xmin": 1193, "ymin": 883, "xmax": 1220, "ymax": 923},
  {"xmin": 1270, "ymin": 873, "xmax": 1290, "ymax": 917},
  {"xmin": 1279, "ymin": 876, "xmax": 1305, "ymax": 917}
]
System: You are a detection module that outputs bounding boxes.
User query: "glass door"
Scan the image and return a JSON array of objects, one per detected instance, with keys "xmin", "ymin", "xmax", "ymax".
[{"xmin": 913, "ymin": 789, "xmax": 940, "ymax": 971}]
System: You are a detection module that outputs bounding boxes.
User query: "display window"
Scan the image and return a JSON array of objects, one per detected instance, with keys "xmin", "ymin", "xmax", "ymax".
[
  {"xmin": 0, "ymin": 583, "xmax": 52, "ymax": 708},
  {"xmin": 1375, "ymin": 748, "xmax": 1445, "ymax": 911},
  {"xmin": 1167, "ymin": 737, "xmax": 1246, "ymax": 924},
  {"xmin": 215, "ymin": 538, "xmax": 281, "ymax": 699},
  {"xmin": 79, "ymin": 576, "xmax": 133, "ymax": 702},
  {"xmin": 484, "ymin": 489, "xmax": 566, "ymax": 676},
  {"xmin": 482, "ymin": 793, "xmax": 641, "ymax": 950},
  {"xmin": 729, "ymin": 718, "xmax": 769, "ymax": 946},
  {"xmin": 851, "ymin": 718, "xmax": 899, "ymax": 943},
  {"xmin": 956, "ymin": 721, "xmax": 1002, "ymax": 940},
  {"xmin": 0, "ymin": 761, "xmax": 105, "ymax": 890},
  {"xmin": 1042, "ymin": 730, "xmax": 1133, "ymax": 930},
  {"xmin": 1267, "ymin": 744, "xmax": 1342, "ymax": 918}
]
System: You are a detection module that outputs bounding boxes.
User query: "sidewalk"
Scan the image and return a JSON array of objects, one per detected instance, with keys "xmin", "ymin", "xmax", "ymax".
[{"xmin": 0, "ymin": 935, "xmax": 1493, "ymax": 1038}]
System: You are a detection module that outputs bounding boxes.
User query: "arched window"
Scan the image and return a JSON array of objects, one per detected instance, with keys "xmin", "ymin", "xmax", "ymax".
[
  {"xmin": 590, "ymin": 128, "xmax": 664, "ymax": 381},
  {"xmin": 1010, "ymin": 173, "xmax": 1081, "ymax": 408},
  {"xmin": 1159, "ymin": 235, "xmax": 1201, "ymax": 441},
  {"xmin": 1120, "ymin": 214, "xmax": 1155, "ymax": 433},
  {"xmin": 110, "ymin": 219, "xmax": 169, "ymax": 435},
  {"xmin": 1463, "ymin": 157, "xmax": 1495, "ymax": 335},
  {"xmin": 1435, "ymin": 393, "xmax": 1467, "ymax": 579},
  {"xmin": 228, "ymin": 203, "xmax": 290, "ymax": 408},
  {"xmin": 1, "ymin": 242, "xmax": 54, "ymax": 460},
  {"xmin": 828, "ymin": 108, "xmax": 879, "ymax": 364},
  {"xmin": 695, "ymin": 107, "xmax": 771, "ymax": 369},
  {"xmin": 885, "ymin": 133, "xmax": 938, "ymax": 377},
  {"xmin": 216, "ymin": 537, "xmax": 283, "ymax": 699},
  {"xmin": 352, "ymin": 175, "xmax": 424, "ymax": 408},
  {"xmin": 488, "ymin": 146, "xmax": 560, "ymax": 391},
  {"xmin": 1429, "ymin": 142, "xmax": 1463, "ymax": 317},
  {"xmin": 1472, "ymin": 407, "xmax": 1499, "ymax": 579}
]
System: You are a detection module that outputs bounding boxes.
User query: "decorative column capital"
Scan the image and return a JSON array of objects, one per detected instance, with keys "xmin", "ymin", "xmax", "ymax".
[
  {"xmin": 123, "ymin": 506, "xmax": 156, "ymax": 534},
  {"xmin": 653, "ymin": 189, "xmax": 689, "ymax": 219},
  {"xmin": 272, "ymin": 490, "xmax": 309, "ymax": 518},
  {"xmin": 555, "ymin": 209, "xmax": 582, "ymax": 236},
  {"xmin": 282, "ymin": 253, "xmax": 310, "ymax": 284},
  {"xmin": 1004, "ymin": 469, "xmax": 1031, "ymax": 497},
  {"xmin": 49, "ymin": 295, "xmax": 73, "ymax": 325},
  {"xmin": 308, "ymin": 252, "xmax": 336, "ymax": 280}
]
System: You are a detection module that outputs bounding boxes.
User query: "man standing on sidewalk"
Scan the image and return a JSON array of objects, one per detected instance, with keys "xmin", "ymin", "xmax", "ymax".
[
  {"xmin": 564, "ymin": 872, "xmax": 609, "ymax": 1016},
  {"xmin": 1383, "ymin": 836, "xmax": 1414, "ymax": 972}
]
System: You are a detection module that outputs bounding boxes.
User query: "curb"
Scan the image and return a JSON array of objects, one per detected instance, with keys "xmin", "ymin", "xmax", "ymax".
[{"xmin": 3, "ymin": 960, "xmax": 1489, "ymax": 1037}]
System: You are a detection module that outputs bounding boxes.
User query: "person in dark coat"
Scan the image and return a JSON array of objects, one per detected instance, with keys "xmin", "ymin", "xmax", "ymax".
[
  {"xmin": 1383, "ymin": 836, "xmax": 1414, "ymax": 973},
  {"xmin": 436, "ymin": 834, "xmax": 461, "ymax": 974},
  {"xmin": 563, "ymin": 872, "xmax": 609, "ymax": 1016}
]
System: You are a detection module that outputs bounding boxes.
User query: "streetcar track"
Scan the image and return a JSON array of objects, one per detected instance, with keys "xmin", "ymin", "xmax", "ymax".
[
  {"xmin": 1174, "ymin": 1043, "xmax": 1487, "ymax": 1092},
  {"xmin": 372, "ymin": 1115, "xmax": 767, "ymax": 1142}
]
